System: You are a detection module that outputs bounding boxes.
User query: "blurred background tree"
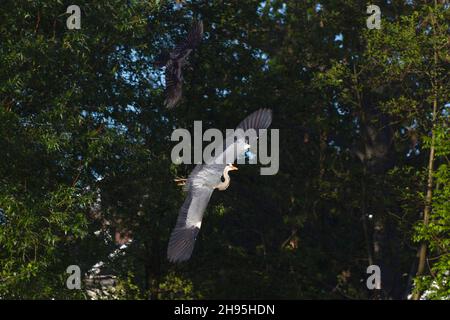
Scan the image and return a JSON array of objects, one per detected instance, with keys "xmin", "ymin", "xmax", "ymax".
[{"xmin": 0, "ymin": 0, "xmax": 448, "ymax": 299}]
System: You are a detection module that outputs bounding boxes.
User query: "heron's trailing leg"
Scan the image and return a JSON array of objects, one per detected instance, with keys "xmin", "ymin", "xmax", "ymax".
[{"xmin": 174, "ymin": 177, "xmax": 187, "ymax": 186}]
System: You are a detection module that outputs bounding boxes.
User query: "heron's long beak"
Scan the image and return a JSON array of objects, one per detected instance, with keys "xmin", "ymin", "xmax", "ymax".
[{"xmin": 230, "ymin": 164, "xmax": 238, "ymax": 171}]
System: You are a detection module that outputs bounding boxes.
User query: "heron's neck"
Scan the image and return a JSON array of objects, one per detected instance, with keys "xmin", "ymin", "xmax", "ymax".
[{"xmin": 215, "ymin": 169, "xmax": 231, "ymax": 191}]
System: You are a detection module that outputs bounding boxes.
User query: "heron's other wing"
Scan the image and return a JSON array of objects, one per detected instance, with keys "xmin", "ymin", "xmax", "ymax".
[
  {"xmin": 223, "ymin": 108, "xmax": 273, "ymax": 147},
  {"xmin": 173, "ymin": 21, "xmax": 204, "ymax": 58},
  {"xmin": 217, "ymin": 109, "xmax": 273, "ymax": 164},
  {"xmin": 164, "ymin": 61, "xmax": 182, "ymax": 109},
  {"xmin": 236, "ymin": 108, "xmax": 273, "ymax": 133}
]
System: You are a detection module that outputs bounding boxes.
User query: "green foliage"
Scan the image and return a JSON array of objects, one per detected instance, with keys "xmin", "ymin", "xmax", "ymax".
[
  {"xmin": 0, "ymin": 0, "xmax": 448, "ymax": 300},
  {"xmin": 413, "ymin": 126, "xmax": 450, "ymax": 299},
  {"xmin": 158, "ymin": 271, "xmax": 200, "ymax": 300}
]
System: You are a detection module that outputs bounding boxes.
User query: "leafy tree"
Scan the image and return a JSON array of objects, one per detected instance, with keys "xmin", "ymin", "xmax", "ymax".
[{"xmin": 0, "ymin": 0, "xmax": 448, "ymax": 300}]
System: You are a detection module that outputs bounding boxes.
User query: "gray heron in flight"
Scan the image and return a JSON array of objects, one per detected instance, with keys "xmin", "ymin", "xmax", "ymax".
[
  {"xmin": 167, "ymin": 108, "xmax": 273, "ymax": 262},
  {"xmin": 155, "ymin": 21, "xmax": 204, "ymax": 109}
]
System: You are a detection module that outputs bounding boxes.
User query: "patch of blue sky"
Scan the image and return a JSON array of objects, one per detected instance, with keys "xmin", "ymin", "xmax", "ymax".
[
  {"xmin": 224, "ymin": 39, "xmax": 240, "ymax": 48},
  {"xmin": 215, "ymin": 88, "xmax": 231, "ymax": 98},
  {"xmin": 333, "ymin": 101, "xmax": 349, "ymax": 116},
  {"xmin": 334, "ymin": 33, "xmax": 343, "ymax": 48},
  {"xmin": 442, "ymin": 103, "xmax": 450, "ymax": 116},
  {"xmin": 257, "ymin": 0, "xmax": 286, "ymax": 21},
  {"xmin": 224, "ymin": 39, "xmax": 270, "ymax": 71},
  {"xmin": 328, "ymin": 139, "xmax": 342, "ymax": 153},
  {"xmin": 252, "ymin": 49, "xmax": 270, "ymax": 71},
  {"xmin": 81, "ymin": 108, "xmax": 128, "ymax": 135},
  {"xmin": 334, "ymin": 33, "xmax": 343, "ymax": 42},
  {"xmin": 315, "ymin": 3, "xmax": 323, "ymax": 12}
]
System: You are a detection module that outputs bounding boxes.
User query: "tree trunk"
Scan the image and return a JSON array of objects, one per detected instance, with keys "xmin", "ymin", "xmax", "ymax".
[
  {"xmin": 411, "ymin": 1, "xmax": 439, "ymax": 299},
  {"xmin": 411, "ymin": 92, "xmax": 438, "ymax": 300}
]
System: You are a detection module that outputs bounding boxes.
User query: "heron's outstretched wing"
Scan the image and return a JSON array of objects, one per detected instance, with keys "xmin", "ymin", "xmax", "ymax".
[
  {"xmin": 167, "ymin": 164, "xmax": 222, "ymax": 263},
  {"xmin": 173, "ymin": 21, "xmax": 204, "ymax": 58}
]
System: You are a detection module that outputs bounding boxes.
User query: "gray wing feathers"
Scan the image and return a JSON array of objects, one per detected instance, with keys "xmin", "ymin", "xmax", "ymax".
[
  {"xmin": 167, "ymin": 225, "xmax": 200, "ymax": 262},
  {"xmin": 236, "ymin": 108, "xmax": 273, "ymax": 133},
  {"xmin": 167, "ymin": 184, "xmax": 214, "ymax": 262}
]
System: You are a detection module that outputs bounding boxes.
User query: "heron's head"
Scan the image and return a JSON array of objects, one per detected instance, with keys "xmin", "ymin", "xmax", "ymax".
[{"xmin": 226, "ymin": 163, "xmax": 238, "ymax": 172}]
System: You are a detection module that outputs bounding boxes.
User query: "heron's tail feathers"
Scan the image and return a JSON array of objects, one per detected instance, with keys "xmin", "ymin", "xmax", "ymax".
[{"xmin": 167, "ymin": 226, "xmax": 200, "ymax": 263}]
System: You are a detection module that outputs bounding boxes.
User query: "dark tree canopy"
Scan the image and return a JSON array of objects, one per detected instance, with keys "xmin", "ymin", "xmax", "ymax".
[{"xmin": 0, "ymin": 0, "xmax": 448, "ymax": 299}]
